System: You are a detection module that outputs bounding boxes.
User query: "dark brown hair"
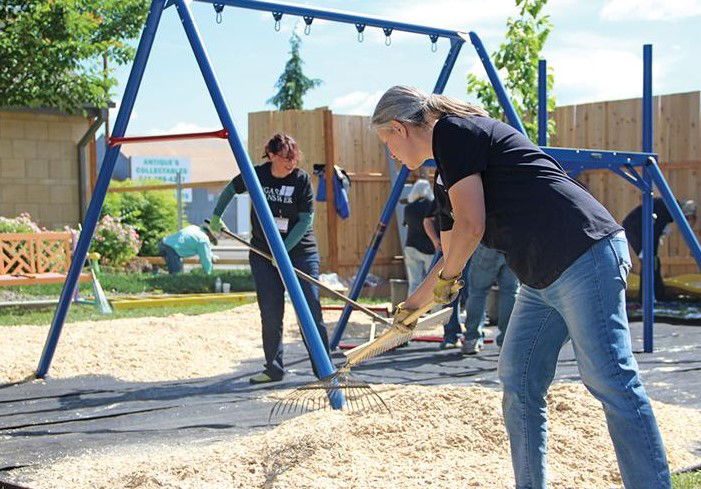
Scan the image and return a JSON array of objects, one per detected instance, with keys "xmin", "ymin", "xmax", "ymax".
[{"xmin": 263, "ymin": 133, "xmax": 301, "ymax": 161}]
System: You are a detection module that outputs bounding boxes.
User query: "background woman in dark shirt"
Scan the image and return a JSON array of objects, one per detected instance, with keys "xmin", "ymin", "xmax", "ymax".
[
  {"xmin": 402, "ymin": 178, "xmax": 435, "ymax": 294},
  {"xmin": 209, "ymin": 133, "xmax": 329, "ymax": 385},
  {"xmin": 371, "ymin": 86, "xmax": 670, "ymax": 489}
]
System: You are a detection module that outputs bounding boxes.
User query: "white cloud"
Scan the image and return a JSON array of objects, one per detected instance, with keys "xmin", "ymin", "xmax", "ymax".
[
  {"xmin": 600, "ymin": 0, "xmax": 701, "ymax": 21},
  {"xmin": 330, "ymin": 90, "xmax": 384, "ymax": 115}
]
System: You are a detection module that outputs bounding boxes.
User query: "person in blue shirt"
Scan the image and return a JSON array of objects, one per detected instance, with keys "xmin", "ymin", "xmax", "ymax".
[
  {"xmin": 209, "ymin": 133, "xmax": 329, "ymax": 385},
  {"xmin": 158, "ymin": 225, "xmax": 217, "ymax": 275}
]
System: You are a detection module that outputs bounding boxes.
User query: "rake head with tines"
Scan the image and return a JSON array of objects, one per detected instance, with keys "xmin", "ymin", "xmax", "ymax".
[{"xmin": 268, "ymin": 302, "xmax": 437, "ymax": 423}]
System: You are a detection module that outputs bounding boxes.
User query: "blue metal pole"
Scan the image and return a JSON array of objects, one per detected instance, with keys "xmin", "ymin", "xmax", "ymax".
[
  {"xmin": 36, "ymin": 0, "xmax": 168, "ymax": 378},
  {"xmin": 538, "ymin": 59, "xmax": 547, "ymax": 146},
  {"xmin": 647, "ymin": 159, "xmax": 701, "ymax": 268},
  {"xmin": 173, "ymin": 0, "xmax": 339, "ymax": 394},
  {"xmin": 194, "ymin": 0, "xmax": 462, "ymax": 40},
  {"xmin": 468, "ymin": 31, "xmax": 527, "ymax": 136},
  {"xmin": 329, "ymin": 39, "xmax": 464, "ymax": 349},
  {"xmin": 641, "ymin": 44, "xmax": 654, "ymax": 353}
]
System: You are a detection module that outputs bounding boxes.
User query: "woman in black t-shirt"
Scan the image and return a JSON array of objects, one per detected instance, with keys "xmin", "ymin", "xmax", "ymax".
[
  {"xmin": 371, "ymin": 86, "xmax": 670, "ymax": 489},
  {"xmin": 209, "ymin": 133, "xmax": 329, "ymax": 385}
]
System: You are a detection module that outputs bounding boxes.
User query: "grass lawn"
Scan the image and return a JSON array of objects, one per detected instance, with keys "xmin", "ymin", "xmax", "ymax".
[
  {"xmin": 673, "ymin": 471, "xmax": 701, "ymax": 489},
  {"xmin": 0, "ymin": 302, "xmax": 243, "ymax": 327}
]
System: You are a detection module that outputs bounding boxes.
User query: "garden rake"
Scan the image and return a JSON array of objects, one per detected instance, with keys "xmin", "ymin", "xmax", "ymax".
[{"xmin": 269, "ymin": 299, "xmax": 447, "ymax": 422}]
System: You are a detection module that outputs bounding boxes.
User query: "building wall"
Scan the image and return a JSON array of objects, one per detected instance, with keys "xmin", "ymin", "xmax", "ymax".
[{"xmin": 0, "ymin": 109, "xmax": 88, "ymax": 229}]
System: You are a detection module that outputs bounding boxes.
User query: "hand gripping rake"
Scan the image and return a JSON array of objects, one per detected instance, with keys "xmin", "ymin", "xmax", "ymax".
[{"xmin": 269, "ymin": 301, "xmax": 439, "ymax": 422}]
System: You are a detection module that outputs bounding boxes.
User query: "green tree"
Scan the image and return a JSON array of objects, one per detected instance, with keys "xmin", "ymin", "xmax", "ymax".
[
  {"xmin": 0, "ymin": 0, "xmax": 148, "ymax": 113},
  {"xmin": 267, "ymin": 32, "xmax": 322, "ymax": 110},
  {"xmin": 466, "ymin": 0, "xmax": 556, "ymax": 142}
]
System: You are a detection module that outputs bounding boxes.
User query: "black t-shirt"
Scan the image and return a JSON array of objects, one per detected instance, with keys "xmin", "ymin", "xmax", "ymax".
[
  {"xmin": 432, "ymin": 115, "xmax": 622, "ymax": 288},
  {"xmin": 232, "ymin": 162, "xmax": 318, "ymax": 256},
  {"xmin": 403, "ymin": 199, "xmax": 435, "ymax": 255},
  {"xmin": 621, "ymin": 197, "xmax": 675, "ymax": 255}
]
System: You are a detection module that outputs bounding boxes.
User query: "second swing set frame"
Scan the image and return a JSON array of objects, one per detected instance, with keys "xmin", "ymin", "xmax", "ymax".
[{"xmin": 36, "ymin": 1, "xmax": 701, "ymax": 391}]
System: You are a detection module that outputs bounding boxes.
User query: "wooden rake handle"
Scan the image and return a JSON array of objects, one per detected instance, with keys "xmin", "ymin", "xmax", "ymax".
[{"xmin": 206, "ymin": 220, "xmax": 392, "ymax": 325}]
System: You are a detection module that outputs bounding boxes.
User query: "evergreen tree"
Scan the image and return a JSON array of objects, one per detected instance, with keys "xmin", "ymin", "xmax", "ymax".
[
  {"xmin": 466, "ymin": 0, "xmax": 556, "ymax": 141},
  {"xmin": 267, "ymin": 32, "xmax": 322, "ymax": 110}
]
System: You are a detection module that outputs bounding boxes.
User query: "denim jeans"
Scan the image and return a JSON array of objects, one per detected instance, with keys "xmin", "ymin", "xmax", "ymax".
[
  {"xmin": 464, "ymin": 244, "xmax": 519, "ymax": 347},
  {"xmin": 158, "ymin": 241, "xmax": 182, "ymax": 274},
  {"xmin": 498, "ymin": 232, "xmax": 670, "ymax": 489},
  {"xmin": 404, "ymin": 246, "xmax": 435, "ymax": 295},
  {"xmin": 443, "ymin": 261, "xmax": 470, "ymax": 343},
  {"xmin": 249, "ymin": 250, "xmax": 330, "ymax": 380}
]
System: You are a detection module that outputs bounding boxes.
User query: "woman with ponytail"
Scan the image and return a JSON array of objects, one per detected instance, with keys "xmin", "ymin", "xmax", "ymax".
[{"xmin": 372, "ymin": 86, "xmax": 670, "ymax": 489}]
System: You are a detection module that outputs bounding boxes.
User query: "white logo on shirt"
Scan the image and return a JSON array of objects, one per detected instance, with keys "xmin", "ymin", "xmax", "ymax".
[{"xmin": 263, "ymin": 185, "xmax": 294, "ymax": 204}]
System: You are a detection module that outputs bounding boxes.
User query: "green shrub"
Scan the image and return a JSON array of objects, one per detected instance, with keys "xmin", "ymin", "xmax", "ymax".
[
  {"xmin": 0, "ymin": 213, "xmax": 42, "ymax": 233},
  {"xmin": 103, "ymin": 179, "xmax": 178, "ymax": 256},
  {"xmin": 91, "ymin": 215, "xmax": 141, "ymax": 267}
]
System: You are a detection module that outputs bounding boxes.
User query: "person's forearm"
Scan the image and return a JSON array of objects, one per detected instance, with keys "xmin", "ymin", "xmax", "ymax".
[
  {"xmin": 441, "ymin": 218, "xmax": 482, "ymax": 279},
  {"xmin": 423, "ymin": 218, "xmax": 440, "ymax": 247},
  {"xmin": 404, "ymin": 255, "xmax": 444, "ymax": 309},
  {"xmin": 212, "ymin": 180, "xmax": 237, "ymax": 217},
  {"xmin": 283, "ymin": 212, "xmax": 313, "ymax": 251}
]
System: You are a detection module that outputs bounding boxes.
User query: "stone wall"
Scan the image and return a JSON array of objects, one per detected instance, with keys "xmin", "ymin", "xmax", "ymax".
[{"xmin": 0, "ymin": 109, "xmax": 89, "ymax": 229}]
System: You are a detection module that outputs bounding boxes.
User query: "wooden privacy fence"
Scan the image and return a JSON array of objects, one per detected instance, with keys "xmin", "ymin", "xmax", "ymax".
[
  {"xmin": 551, "ymin": 91, "xmax": 701, "ymax": 276},
  {"xmin": 248, "ymin": 108, "xmax": 404, "ymax": 279}
]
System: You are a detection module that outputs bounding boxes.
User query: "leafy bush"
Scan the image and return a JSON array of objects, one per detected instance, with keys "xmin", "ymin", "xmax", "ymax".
[
  {"xmin": 0, "ymin": 213, "xmax": 42, "ymax": 233},
  {"xmin": 91, "ymin": 215, "xmax": 141, "ymax": 267},
  {"xmin": 103, "ymin": 179, "xmax": 178, "ymax": 256}
]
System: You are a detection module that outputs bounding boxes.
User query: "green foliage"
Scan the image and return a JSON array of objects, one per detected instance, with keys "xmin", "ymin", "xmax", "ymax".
[
  {"xmin": 0, "ymin": 0, "xmax": 148, "ymax": 112},
  {"xmin": 672, "ymin": 471, "xmax": 701, "ymax": 489},
  {"xmin": 102, "ymin": 179, "xmax": 178, "ymax": 256},
  {"xmin": 267, "ymin": 32, "xmax": 322, "ymax": 110},
  {"xmin": 0, "ymin": 213, "xmax": 42, "ymax": 233},
  {"xmin": 466, "ymin": 0, "xmax": 556, "ymax": 142},
  {"xmin": 91, "ymin": 214, "xmax": 140, "ymax": 267}
]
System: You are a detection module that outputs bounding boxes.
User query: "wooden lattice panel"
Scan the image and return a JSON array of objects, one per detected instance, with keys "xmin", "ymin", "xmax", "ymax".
[{"xmin": 0, "ymin": 232, "xmax": 74, "ymax": 276}]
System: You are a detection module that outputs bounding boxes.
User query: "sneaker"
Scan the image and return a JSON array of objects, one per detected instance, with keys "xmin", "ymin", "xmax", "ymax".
[
  {"xmin": 461, "ymin": 339, "xmax": 483, "ymax": 355},
  {"xmin": 439, "ymin": 340, "xmax": 459, "ymax": 350},
  {"xmin": 249, "ymin": 372, "xmax": 283, "ymax": 384}
]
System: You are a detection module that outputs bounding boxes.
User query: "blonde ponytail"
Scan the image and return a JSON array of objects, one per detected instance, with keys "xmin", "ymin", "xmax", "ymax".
[{"xmin": 371, "ymin": 85, "xmax": 488, "ymax": 131}]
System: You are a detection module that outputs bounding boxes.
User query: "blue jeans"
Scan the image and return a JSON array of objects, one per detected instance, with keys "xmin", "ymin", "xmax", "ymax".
[
  {"xmin": 464, "ymin": 244, "xmax": 519, "ymax": 347},
  {"xmin": 158, "ymin": 241, "xmax": 182, "ymax": 274},
  {"xmin": 498, "ymin": 232, "xmax": 670, "ymax": 489},
  {"xmin": 443, "ymin": 261, "xmax": 470, "ymax": 343},
  {"xmin": 404, "ymin": 246, "xmax": 434, "ymax": 295},
  {"xmin": 249, "ymin": 251, "xmax": 329, "ymax": 380}
]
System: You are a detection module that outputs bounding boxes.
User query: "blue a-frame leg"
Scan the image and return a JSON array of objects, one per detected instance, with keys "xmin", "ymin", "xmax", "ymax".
[{"xmin": 37, "ymin": 0, "xmax": 339, "ymax": 396}]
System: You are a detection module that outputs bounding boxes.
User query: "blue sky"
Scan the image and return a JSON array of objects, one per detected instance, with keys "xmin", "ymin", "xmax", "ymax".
[{"xmin": 110, "ymin": 0, "xmax": 701, "ymax": 142}]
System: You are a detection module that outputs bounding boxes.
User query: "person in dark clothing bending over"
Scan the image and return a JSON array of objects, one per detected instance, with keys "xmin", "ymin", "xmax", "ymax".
[
  {"xmin": 622, "ymin": 197, "xmax": 696, "ymax": 300},
  {"xmin": 208, "ymin": 133, "xmax": 329, "ymax": 385}
]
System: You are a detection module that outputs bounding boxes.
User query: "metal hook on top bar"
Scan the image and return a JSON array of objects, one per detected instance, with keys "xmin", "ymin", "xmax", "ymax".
[
  {"xmin": 272, "ymin": 11, "xmax": 283, "ymax": 31},
  {"xmin": 213, "ymin": 4, "xmax": 224, "ymax": 24},
  {"xmin": 429, "ymin": 34, "xmax": 438, "ymax": 52},
  {"xmin": 383, "ymin": 27, "xmax": 393, "ymax": 46},
  {"xmin": 303, "ymin": 16, "xmax": 314, "ymax": 35},
  {"xmin": 355, "ymin": 23, "xmax": 365, "ymax": 43}
]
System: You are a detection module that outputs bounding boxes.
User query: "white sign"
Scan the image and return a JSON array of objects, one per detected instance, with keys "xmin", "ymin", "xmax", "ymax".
[{"xmin": 131, "ymin": 156, "xmax": 192, "ymax": 203}]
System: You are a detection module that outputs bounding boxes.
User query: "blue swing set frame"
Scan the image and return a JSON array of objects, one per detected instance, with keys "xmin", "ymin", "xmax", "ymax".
[{"xmin": 36, "ymin": 0, "xmax": 701, "ymax": 386}]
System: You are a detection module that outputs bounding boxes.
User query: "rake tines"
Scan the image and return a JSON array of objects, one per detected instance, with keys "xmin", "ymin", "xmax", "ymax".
[{"xmin": 268, "ymin": 370, "xmax": 389, "ymax": 423}]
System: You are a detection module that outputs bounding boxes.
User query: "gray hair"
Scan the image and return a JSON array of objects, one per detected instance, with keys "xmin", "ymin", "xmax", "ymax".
[
  {"xmin": 371, "ymin": 85, "xmax": 489, "ymax": 131},
  {"xmin": 407, "ymin": 178, "xmax": 433, "ymax": 203}
]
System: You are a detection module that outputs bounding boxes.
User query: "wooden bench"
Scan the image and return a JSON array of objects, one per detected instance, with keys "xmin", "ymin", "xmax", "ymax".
[{"xmin": 0, "ymin": 232, "xmax": 92, "ymax": 287}]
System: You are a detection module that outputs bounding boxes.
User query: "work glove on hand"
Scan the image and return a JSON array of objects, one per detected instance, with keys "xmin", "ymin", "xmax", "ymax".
[
  {"xmin": 392, "ymin": 302, "xmax": 419, "ymax": 333},
  {"xmin": 209, "ymin": 215, "xmax": 229, "ymax": 234},
  {"xmin": 433, "ymin": 269, "xmax": 464, "ymax": 304}
]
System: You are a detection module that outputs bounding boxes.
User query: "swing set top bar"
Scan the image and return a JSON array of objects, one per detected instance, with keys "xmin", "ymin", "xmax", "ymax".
[{"xmin": 189, "ymin": 0, "xmax": 466, "ymax": 40}]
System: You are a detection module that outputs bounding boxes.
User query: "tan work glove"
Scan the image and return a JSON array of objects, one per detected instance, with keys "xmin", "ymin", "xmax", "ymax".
[
  {"xmin": 433, "ymin": 269, "xmax": 464, "ymax": 304},
  {"xmin": 392, "ymin": 302, "xmax": 419, "ymax": 333}
]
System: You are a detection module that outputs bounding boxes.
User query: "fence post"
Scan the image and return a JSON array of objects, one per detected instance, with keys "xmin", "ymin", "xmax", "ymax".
[{"xmin": 323, "ymin": 109, "xmax": 339, "ymax": 272}]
